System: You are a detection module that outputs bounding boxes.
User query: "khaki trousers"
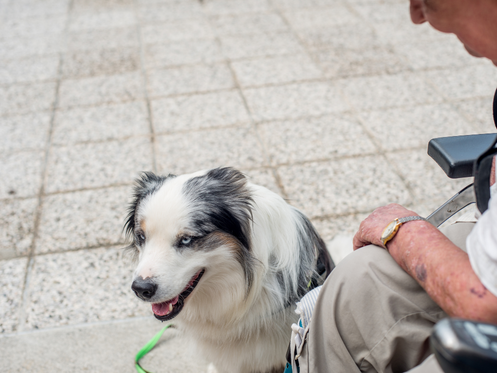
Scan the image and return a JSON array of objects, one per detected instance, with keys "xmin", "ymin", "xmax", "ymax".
[{"xmin": 299, "ymin": 222, "xmax": 475, "ymax": 373}]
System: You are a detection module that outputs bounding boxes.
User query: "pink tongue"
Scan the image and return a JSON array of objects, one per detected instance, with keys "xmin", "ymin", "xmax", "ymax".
[{"xmin": 152, "ymin": 296, "xmax": 179, "ymax": 316}]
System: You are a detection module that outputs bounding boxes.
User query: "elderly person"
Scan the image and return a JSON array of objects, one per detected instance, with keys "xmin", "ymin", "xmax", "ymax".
[{"xmin": 297, "ymin": 0, "xmax": 497, "ymax": 372}]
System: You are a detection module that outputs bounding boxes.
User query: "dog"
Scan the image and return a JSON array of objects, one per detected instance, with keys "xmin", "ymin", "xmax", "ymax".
[{"xmin": 124, "ymin": 167, "xmax": 333, "ymax": 373}]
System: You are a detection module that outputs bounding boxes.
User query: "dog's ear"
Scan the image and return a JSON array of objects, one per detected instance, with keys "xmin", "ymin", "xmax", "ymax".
[{"xmin": 124, "ymin": 172, "xmax": 174, "ymax": 240}]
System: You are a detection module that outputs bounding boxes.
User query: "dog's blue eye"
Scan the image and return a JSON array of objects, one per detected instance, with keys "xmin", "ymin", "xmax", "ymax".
[
  {"xmin": 181, "ymin": 237, "xmax": 192, "ymax": 245},
  {"xmin": 136, "ymin": 232, "xmax": 146, "ymax": 245}
]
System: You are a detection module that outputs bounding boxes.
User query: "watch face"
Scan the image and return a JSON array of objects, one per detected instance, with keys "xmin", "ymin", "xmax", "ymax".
[{"xmin": 381, "ymin": 220, "xmax": 400, "ymax": 244}]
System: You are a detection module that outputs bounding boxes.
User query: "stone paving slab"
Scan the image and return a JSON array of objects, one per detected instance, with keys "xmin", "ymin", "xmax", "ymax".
[{"xmin": 1, "ymin": 0, "xmax": 496, "ymax": 371}]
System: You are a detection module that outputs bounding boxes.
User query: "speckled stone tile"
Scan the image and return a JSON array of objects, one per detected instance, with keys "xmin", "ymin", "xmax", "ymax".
[
  {"xmin": 335, "ymin": 73, "xmax": 443, "ymax": 111},
  {"xmin": 421, "ymin": 63, "xmax": 497, "ymax": 100},
  {"xmin": 231, "ymin": 54, "xmax": 323, "ymax": 87},
  {"xmin": 271, "ymin": 0, "xmax": 344, "ymax": 9},
  {"xmin": 210, "ymin": 12, "xmax": 288, "ymax": 36},
  {"xmin": 52, "ymin": 101, "xmax": 149, "ymax": 145},
  {"xmin": 71, "ymin": 0, "xmax": 134, "ymax": 12},
  {"xmin": 311, "ymin": 213, "xmax": 368, "ymax": 243},
  {"xmin": 278, "ymin": 156, "xmax": 411, "ymax": 218},
  {"xmin": 144, "ymin": 40, "xmax": 223, "ymax": 69},
  {"xmin": 0, "ymin": 150, "xmax": 44, "ymax": 200},
  {"xmin": 58, "ymin": 72, "xmax": 143, "ymax": 108},
  {"xmin": 282, "ymin": 6, "xmax": 360, "ymax": 29},
  {"xmin": 0, "ymin": 15, "xmax": 67, "ymax": 40},
  {"xmin": 138, "ymin": 2, "xmax": 204, "ymax": 23},
  {"xmin": 295, "ymin": 22, "xmax": 379, "ymax": 50},
  {"xmin": 242, "ymin": 168, "xmax": 282, "ymax": 195},
  {"xmin": 385, "ymin": 149, "xmax": 474, "ymax": 208},
  {"xmin": 68, "ymin": 9, "xmax": 136, "ymax": 31},
  {"xmin": 24, "ymin": 247, "xmax": 148, "ymax": 330},
  {"xmin": 453, "ymin": 96, "xmax": 496, "ymax": 133},
  {"xmin": 220, "ymin": 32, "xmax": 305, "ymax": 60},
  {"xmin": 141, "ymin": 19, "xmax": 215, "ymax": 44},
  {"xmin": 147, "ymin": 64, "xmax": 234, "ymax": 98},
  {"xmin": 257, "ymin": 114, "xmax": 376, "ymax": 165},
  {"xmin": 358, "ymin": 104, "xmax": 476, "ymax": 151},
  {"xmin": 0, "ymin": 35, "xmax": 64, "ymax": 61},
  {"xmin": 45, "ymin": 137, "xmax": 152, "ymax": 193},
  {"xmin": 35, "ymin": 186, "xmax": 131, "ymax": 253},
  {"xmin": 66, "ymin": 27, "xmax": 139, "ymax": 51},
  {"xmin": 0, "ymin": 56, "xmax": 59, "ymax": 85},
  {"xmin": 0, "ymin": 257, "xmax": 28, "ymax": 333},
  {"xmin": 372, "ymin": 19, "xmax": 448, "ymax": 45},
  {"xmin": 151, "ymin": 90, "xmax": 250, "ymax": 133},
  {"xmin": 8, "ymin": 0, "xmax": 70, "ymax": 18},
  {"xmin": 350, "ymin": 3, "xmax": 409, "ymax": 22},
  {"xmin": 312, "ymin": 45, "xmax": 409, "ymax": 78},
  {"xmin": 62, "ymin": 47, "xmax": 140, "ymax": 79},
  {"xmin": 202, "ymin": 0, "xmax": 271, "ymax": 15},
  {"xmin": 0, "ymin": 198, "xmax": 38, "ymax": 260},
  {"xmin": 0, "ymin": 82, "xmax": 57, "ymax": 116},
  {"xmin": 155, "ymin": 127, "xmax": 265, "ymax": 175},
  {"xmin": 0, "ymin": 112, "xmax": 50, "ymax": 152},
  {"xmin": 243, "ymin": 81, "xmax": 350, "ymax": 122}
]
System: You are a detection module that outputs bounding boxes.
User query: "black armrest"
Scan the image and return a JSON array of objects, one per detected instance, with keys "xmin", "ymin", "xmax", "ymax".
[{"xmin": 428, "ymin": 134, "xmax": 497, "ymax": 179}]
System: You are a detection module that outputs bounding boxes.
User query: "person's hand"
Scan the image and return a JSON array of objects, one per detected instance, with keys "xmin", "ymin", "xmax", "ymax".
[{"xmin": 353, "ymin": 204, "xmax": 419, "ymax": 251}]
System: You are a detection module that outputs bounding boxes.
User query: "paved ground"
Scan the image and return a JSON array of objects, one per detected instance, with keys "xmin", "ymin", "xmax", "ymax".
[{"xmin": 1, "ymin": 0, "xmax": 496, "ymax": 371}]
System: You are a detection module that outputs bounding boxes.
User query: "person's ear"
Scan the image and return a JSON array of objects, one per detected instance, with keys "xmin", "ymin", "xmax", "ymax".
[{"xmin": 410, "ymin": 0, "xmax": 427, "ymax": 24}]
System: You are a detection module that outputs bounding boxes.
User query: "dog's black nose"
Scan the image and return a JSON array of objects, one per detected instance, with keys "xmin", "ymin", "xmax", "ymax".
[{"xmin": 131, "ymin": 278, "xmax": 157, "ymax": 300}]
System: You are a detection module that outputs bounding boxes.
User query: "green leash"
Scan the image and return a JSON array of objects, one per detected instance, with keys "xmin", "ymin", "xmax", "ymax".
[{"xmin": 135, "ymin": 324, "xmax": 172, "ymax": 373}]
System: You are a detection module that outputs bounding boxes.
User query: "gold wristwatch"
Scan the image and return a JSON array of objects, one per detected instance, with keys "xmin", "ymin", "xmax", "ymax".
[{"xmin": 381, "ymin": 216, "xmax": 427, "ymax": 246}]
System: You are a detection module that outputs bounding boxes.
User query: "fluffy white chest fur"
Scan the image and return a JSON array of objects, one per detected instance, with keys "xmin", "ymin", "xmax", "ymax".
[{"xmin": 125, "ymin": 168, "xmax": 332, "ymax": 373}]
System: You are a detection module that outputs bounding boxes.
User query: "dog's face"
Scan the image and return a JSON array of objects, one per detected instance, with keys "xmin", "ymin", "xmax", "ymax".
[{"xmin": 124, "ymin": 168, "xmax": 254, "ymax": 321}]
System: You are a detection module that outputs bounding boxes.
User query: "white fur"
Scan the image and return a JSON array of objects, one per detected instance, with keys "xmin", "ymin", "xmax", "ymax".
[{"xmin": 131, "ymin": 170, "xmax": 321, "ymax": 373}]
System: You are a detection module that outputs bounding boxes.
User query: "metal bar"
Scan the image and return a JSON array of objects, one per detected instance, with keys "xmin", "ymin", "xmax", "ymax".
[{"xmin": 426, "ymin": 184, "xmax": 475, "ymax": 227}]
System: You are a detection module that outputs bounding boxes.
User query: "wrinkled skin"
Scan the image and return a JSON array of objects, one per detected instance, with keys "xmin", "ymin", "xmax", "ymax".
[{"xmin": 352, "ymin": 0, "xmax": 497, "ymax": 323}]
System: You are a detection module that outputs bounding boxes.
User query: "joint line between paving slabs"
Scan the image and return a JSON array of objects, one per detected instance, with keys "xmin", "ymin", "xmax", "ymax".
[{"xmin": 18, "ymin": 0, "xmax": 75, "ymax": 333}]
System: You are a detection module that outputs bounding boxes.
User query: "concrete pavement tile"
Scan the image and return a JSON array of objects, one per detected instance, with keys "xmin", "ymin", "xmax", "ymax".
[
  {"xmin": 0, "ymin": 15, "xmax": 67, "ymax": 39},
  {"xmin": 278, "ymin": 156, "xmax": 411, "ymax": 218},
  {"xmin": 393, "ymin": 37, "xmax": 477, "ymax": 70},
  {"xmin": 422, "ymin": 63, "xmax": 497, "ymax": 100},
  {"xmin": 155, "ymin": 127, "xmax": 265, "ymax": 174},
  {"xmin": 52, "ymin": 101, "xmax": 149, "ymax": 145},
  {"xmin": 295, "ymin": 22, "xmax": 379, "ymax": 50},
  {"xmin": 271, "ymin": 0, "xmax": 344, "ymax": 9},
  {"xmin": 66, "ymin": 27, "xmax": 139, "ymax": 51},
  {"xmin": 257, "ymin": 114, "xmax": 376, "ymax": 165},
  {"xmin": 58, "ymin": 72, "xmax": 144, "ymax": 108},
  {"xmin": 358, "ymin": 104, "xmax": 476, "ymax": 152},
  {"xmin": 0, "ymin": 35, "xmax": 64, "ymax": 60},
  {"xmin": 385, "ymin": 149, "xmax": 472, "ymax": 208},
  {"xmin": 453, "ymin": 96, "xmax": 496, "ymax": 133},
  {"xmin": 1, "ymin": 318, "xmax": 209, "ymax": 372},
  {"xmin": 0, "ymin": 199, "xmax": 38, "ymax": 260},
  {"xmin": 0, "ymin": 151, "xmax": 44, "ymax": 200},
  {"xmin": 243, "ymin": 168, "xmax": 282, "ymax": 195},
  {"xmin": 151, "ymin": 91, "xmax": 250, "ymax": 133},
  {"xmin": 335, "ymin": 73, "xmax": 443, "ymax": 111},
  {"xmin": 62, "ymin": 47, "xmax": 140, "ymax": 79},
  {"xmin": 71, "ymin": 0, "xmax": 135, "ymax": 12},
  {"xmin": 45, "ymin": 137, "xmax": 152, "ymax": 193},
  {"xmin": 311, "ymin": 213, "xmax": 368, "ymax": 243},
  {"xmin": 0, "ymin": 56, "xmax": 59, "ymax": 85},
  {"xmin": 141, "ymin": 19, "xmax": 215, "ymax": 44},
  {"xmin": 147, "ymin": 64, "xmax": 234, "ymax": 98},
  {"xmin": 0, "ymin": 112, "xmax": 50, "ymax": 152},
  {"xmin": 24, "ymin": 247, "xmax": 148, "ymax": 330},
  {"xmin": 210, "ymin": 12, "xmax": 288, "ymax": 36},
  {"xmin": 243, "ymin": 82, "xmax": 350, "ymax": 122},
  {"xmin": 312, "ymin": 45, "xmax": 408, "ymax": 78},
  {"xmin": 202, "ymin": 0, "xmax": 271, "ymax": 15},
  {"xmin": 220, "ymin": 32, "xmax": 304, "ymax": 60},
  {"xmin": 0, "ymin": 257, "xmax": 27, "ymax": 333},
  {"xmin": 231, "ymin": 54, "xmax": 323, "ymax": 87},
  {"xmin": 351, "ymin": 3, "xmax": 409, "ymax": 22},
  {"xmin": 144, "ymin": 40, "xmax": 223, "ymax": 69},
  {"xmin": 138, "ymin": 2, "xmax": 204, "ymax": 22},
  {"xmin": 8, "ymin": 0, "xmax": 70, "ymax": 18},
  {"xmin": 0, "ymin": 82, "xmax": 56, "ymax": 116},
  {"xmin": 35, "ymin": 186, "xmax": 131, "ymax": 253},
  {"xmin": 372, "ymin": 19, "xmax": 449, "ymax": 44},
  {"xmin": 282, "ymin": 6, "xmax": 360, "ymax": 29},
  {"xmin": 69, "ymin": 9, "xmax": 136, "ymax": 31}
]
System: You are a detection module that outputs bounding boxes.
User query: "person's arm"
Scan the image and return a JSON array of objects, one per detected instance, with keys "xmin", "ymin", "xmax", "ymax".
[{"xmin": 353, "ymin": 204, "xmax": 497, "ymax": 323}]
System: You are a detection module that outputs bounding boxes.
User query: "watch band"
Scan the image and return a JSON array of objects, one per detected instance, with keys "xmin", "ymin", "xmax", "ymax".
[{"xmin": 381, "ymin": 216, "xmax": 426, "ymax": 246}]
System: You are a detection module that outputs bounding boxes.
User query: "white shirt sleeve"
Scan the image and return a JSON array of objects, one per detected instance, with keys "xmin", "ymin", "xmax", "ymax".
[{"xmin": 467, "ymin": 161, "xmax": 497, "ymax": 297}]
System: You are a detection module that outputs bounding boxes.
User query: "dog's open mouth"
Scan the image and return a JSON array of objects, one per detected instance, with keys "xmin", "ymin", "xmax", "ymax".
[{"xmin": 152, "ymin": 269, "xmax": 205, "ymax": 321}]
